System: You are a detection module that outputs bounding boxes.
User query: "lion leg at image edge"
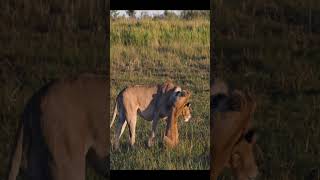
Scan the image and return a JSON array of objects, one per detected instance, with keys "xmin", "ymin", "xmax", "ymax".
[{"xmin": 147, "ymin": 114, "xmax": 160, "ymax": 147}]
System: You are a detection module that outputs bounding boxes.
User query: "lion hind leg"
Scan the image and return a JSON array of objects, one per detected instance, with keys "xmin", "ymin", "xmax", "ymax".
[
  {"xmin": 126, "ymin": 113, "xmax": 137, "ymax": 147},
  {"xmin": 114, "ymin": 112, "xmax": 126, "ymax": 150},
  {"xmin": 119, "ymin": 120, "xmax": 127, "ymax": 139}
]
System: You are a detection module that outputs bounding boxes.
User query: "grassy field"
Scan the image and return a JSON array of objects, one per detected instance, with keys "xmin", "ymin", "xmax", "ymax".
[
  {"xmin": 110, "ymin": 16, "xmax": 210, "ymax": 170},
  {"xmin": 213, "ymin": 0, "xmax": 320, "ymax": 179},
  {"xmin": 0, "ymin": 1, "xmax": 106, "ymax": 179}
]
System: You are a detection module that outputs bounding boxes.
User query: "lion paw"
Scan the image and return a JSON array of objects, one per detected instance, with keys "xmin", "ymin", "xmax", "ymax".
[{"xmin": 163, "ymin": 136, "xmax": 175, "ymax": 148}]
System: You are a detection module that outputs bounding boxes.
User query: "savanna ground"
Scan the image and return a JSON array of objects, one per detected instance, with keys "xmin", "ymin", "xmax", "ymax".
[
  {"xmin": 213, "ymin": 0, "xmax": 320, "ymax": 179},
  {"xmin": 0, "ymin": 1, "xmax": 106, "ymax": 179},
  {"xmin": 110, "ymin": 15, "xmax": 210, "ymax": 170}
]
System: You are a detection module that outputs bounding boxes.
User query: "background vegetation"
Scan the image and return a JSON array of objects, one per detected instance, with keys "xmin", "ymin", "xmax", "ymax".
[
  {"xmin": 110, "ymin": 12, "xmax": 210, "ymax": 170},
  {"xmin": 213, "ymin": 0, "xmax": 320, "ymax": 179},
  {"xmin": 0, "ymin": 0, "xmax": 106, "ymax": 179}
]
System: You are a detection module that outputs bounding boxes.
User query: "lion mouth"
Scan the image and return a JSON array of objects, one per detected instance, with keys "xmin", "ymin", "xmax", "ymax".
[{"xmin": 184, "ymin": 115, "xmax": 191, "ymax": 122}]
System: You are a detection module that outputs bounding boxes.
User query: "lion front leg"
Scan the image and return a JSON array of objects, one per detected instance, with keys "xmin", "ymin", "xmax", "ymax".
[
  {"xmin": 163, "ymin": 135, "xmax": 175, "ymax": 148},
  {"xmin": 163, "ymin": 133, "xmax": 179, "ymax": 148},
  {"xmin": 148, "ymin": 114, "xmax": 159, "ymax": 147}
]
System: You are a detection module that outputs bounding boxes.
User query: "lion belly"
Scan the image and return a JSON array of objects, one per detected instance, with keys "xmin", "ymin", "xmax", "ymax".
[{"xmin": 138, "ymin": 106, "xmax": 155, "ymax": 121}]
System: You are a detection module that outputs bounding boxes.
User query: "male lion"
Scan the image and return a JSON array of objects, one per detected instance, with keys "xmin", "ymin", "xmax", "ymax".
[
  {"xmin": 211, "ymin": 79, "xmax": 258, "ymax": 180},
  {"xmin": 110, "ymin": 80, "xmax": 191, "ymax": 150},
  {"xmin": 7, "ymin": 74, "xmax": 109, "ymax": 180}
]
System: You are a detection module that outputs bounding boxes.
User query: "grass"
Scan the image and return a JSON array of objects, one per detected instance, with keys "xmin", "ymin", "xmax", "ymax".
[
  {"xmin": 110, "ymin": 16, "xmax": 210, "ymax": 170},
  {"xmin": 213, "ymin": 0, "xmax": 320, "ymax": 179},
  {"xmin": 0, "ymin": 1, "xmax": 106, "ymax": 179}
]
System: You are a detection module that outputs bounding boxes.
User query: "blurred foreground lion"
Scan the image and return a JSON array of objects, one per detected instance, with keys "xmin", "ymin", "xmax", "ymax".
[
  {"xmin": 211, "ymin": 79, "xmax": 258, "ymax": 180},
  {"xmin": 7, "ymin": 74, "xmax": 109, "ymax": 180}
]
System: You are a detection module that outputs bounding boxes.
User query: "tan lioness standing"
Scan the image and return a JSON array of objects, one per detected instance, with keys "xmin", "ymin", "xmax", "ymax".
[
  {"xmin": 7, "ymin": 74, "xmax": 109, "ymax": 180},
  {"xmin": 211, "ymin": 79, "xmax": 258, "ymax": 180},
  {"xmin": 111, "ymin": 80, "xmax": 191, "ymax": 150}
]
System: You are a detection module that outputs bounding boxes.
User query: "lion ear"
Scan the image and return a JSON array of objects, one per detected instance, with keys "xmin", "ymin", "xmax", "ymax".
[
  {"xmin": 175, "ymin": 91, "xmax": 182, "ymax": 97},
  {"xmin": 180, "ymin": 90, "xmax": 191, "ymax": 97},
  {"xmin": 161, "ymin": 80, "xmax": 175, "ymax": 93},
  {"xmin": 185, "ymin": 102, "xmax": 191, "ymax": 107}
]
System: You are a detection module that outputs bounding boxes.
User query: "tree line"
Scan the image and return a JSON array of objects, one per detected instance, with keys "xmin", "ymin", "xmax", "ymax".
[{"xmin": 111, "ymin": 10, "xmax": 210, "ymax": 19}]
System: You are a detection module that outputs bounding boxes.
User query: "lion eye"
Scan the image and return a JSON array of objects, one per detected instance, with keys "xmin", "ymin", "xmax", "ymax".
[{"xmin": 244, "ymin": 129, "xmax": 257, "ymax": 143}]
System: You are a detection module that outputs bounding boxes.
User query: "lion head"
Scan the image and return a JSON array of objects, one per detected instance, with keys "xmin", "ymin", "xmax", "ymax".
[{"xmin": 164, "ymin": 90, "xmax": 191, "ymax": 148}]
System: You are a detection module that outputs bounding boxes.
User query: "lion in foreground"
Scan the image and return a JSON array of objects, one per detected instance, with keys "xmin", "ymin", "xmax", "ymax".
[
  {"xmin": 7, "ymin": 74, "xmax": 109, "ymax": 180},
  {"xmin": 110, "ymin": 80, "xmax": 191, "ymax": 150},
  {"xmin": 211, "ymin": 79, "xmax": 258, "ymax": 180}
]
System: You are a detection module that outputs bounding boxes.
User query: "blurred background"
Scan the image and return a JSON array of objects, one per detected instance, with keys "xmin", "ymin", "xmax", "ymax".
[
  {"xmin": 213, "ymin": 0, "xmax": 320, "ymax": 179},
  {"xmin": 0, "ymin": 0, "xmax": 107, "ymax": 179}
]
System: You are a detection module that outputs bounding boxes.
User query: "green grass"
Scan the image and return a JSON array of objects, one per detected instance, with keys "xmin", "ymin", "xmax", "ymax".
[
  {"xmin": 110, "ymin": 17, "xmax": 210, "ymax": 170},
  {"xmin": 0, "ymin": 1, "xmax": 106, "ymax": 179},
  {"xmin": 214, "ymin": 0, "xmax": 320, "ymax": 179}
]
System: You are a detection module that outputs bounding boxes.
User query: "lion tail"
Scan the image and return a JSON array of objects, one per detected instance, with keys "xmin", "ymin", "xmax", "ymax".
[
  {"xmin": 7, "ymin": 124, "xmax": 23, "ymax": 180},
  {"xmin": 110, "ymin": 101, "xmax": 118, "ymax": 128}
]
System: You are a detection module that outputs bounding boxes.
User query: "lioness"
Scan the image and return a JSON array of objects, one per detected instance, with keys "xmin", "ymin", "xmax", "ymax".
[
  {"xmin": 7, "ymin": 74, "xmax": 109, "ymax": 180},
  {"xmin": 110, "ymin": 80, "xmax": 191, "ymax": 150},
  {"xmin": 211, "ymin": 79, "xmax": 258, "ymax": 180}
]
